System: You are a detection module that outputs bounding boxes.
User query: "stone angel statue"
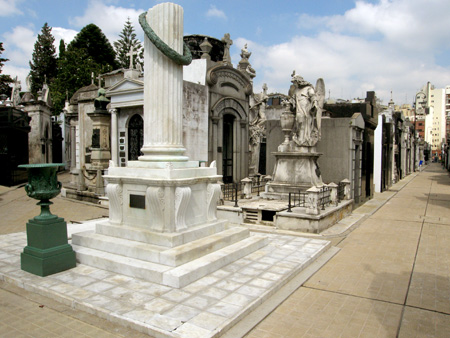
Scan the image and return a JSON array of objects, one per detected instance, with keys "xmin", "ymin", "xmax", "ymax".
[{"xmin": 287, "ymin": 71, "xmax": 325, "ymax": 147}]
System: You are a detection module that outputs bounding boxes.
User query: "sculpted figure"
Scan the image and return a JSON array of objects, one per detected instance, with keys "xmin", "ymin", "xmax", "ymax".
[
  {"xmin": 11, "ymin": 76, "xmax": 21, "ymax": 107},
  {"xmin": 248, "ymin": 84, "xmax": 269, "ymax": 175},
  {"xmin": 287, "ymin": 72, "xmax": 325, "ymax": 147}
]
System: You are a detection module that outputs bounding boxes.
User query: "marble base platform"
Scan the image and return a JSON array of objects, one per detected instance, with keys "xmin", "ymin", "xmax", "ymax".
[
  {"xmin": 72, "ymin": 220, "xmax": 268, "ymax": 288},
  {"xmin": 75, "ymin": 163, "xmax": 271, "ymax": 289},
  {"xmin": 263, "ymin": 151, "xmax": 323, "ymax": 199},
  {"xmin": 0, "ymin": 227, "xmax": 334, "ymax": 338},
  {"xmin": 218, "ymin": 198, "xmax": 354, "ymax": 234}
]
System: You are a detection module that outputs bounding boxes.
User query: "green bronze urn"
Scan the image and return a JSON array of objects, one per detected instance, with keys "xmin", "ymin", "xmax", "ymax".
[{"xmin": 18, "ymin": 163, "xmax": 76, "ymax": 276}]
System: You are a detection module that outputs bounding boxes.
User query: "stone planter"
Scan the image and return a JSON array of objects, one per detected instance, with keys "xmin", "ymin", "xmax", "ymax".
[{"xmin": 18, "ymin": 163, "xmax": 76, "ymax": 276}]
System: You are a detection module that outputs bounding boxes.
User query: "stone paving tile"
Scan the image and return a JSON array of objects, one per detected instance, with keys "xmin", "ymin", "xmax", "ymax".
[
  {"xmin": 245, "ymin": 287, "xmax": 402, "ymax": 338},
  {"xmin": 407, "ymin": 222, "xmax": 450, "ymax": 314},
  {"xmin": 305, "ymin": 218, "xmax": 422, "ymax": 304},
  {"xmin": 0, "ymin": 172, "xmax": 108, "ymax": 236},
  {"xmin": 0, "ymin": 285, "xmax": 128, "ymax": 338},
  {"xmin": 0, "ymin": 230, "xmax": 330, "ymax": 338},
  {"xmin": 398, "ymin": 306, "xmax": 450, "ymax": 338}
]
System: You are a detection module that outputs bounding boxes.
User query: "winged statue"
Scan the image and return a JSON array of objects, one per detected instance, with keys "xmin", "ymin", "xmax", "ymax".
[{"xmin": 286, "ymin": 71, "xmax": 325, "ymax": 147}]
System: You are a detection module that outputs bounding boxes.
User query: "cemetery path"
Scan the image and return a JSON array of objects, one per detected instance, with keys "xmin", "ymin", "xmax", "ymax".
[
  {"xmin": 246, "ymin": 162, "xmax": 450, "ymax": 338},
  {"xmin": 0, "ymin": 164, "xmax": 449, "ymax": 337}
]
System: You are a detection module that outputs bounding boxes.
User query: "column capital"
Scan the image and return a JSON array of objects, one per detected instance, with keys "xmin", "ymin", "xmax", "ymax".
[{"xmin": 109, "ymin": 108, "xmax": 118, "ymax": 115}]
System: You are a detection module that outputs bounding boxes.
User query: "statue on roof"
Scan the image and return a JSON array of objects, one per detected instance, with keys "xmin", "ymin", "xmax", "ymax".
[
  {"xmin": 11, "ymin": 76, "xmax": 21, "ymax": 107},
  {"xmin": 221, "ymin": 33, "xmax": 233, "ymax": 65}
]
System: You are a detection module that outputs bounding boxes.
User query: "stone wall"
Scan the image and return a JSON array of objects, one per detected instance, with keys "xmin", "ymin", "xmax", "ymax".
[{"xmin": 183, "ymin": 81, "xmax": 209, "ymax": 162}]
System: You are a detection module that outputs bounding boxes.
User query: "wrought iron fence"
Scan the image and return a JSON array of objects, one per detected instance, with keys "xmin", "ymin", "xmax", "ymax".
[
  {"xmin": 337, "ymin": 182, "xmax": 346, "ymax": 202},
  {"xmin": 221, "ymin": 182, "xmax": 241, "ymax": 207},
  {"xmin": 287, "ymin": 190, "xmax": 307, "ymax": 212},
  {"xmin": 250, "ymin": 175, "xmax": 266, "ymax": 196},
  {"xmin": 318, "ymin": 185, "xmax": 331, "ymax": 210}
]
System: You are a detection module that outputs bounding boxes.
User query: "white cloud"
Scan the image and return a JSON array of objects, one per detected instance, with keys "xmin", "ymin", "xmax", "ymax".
[
  {"xmin": 206, "ymin": 5, "xmax": 227, "ymax": 20},
  {"xmin": 69, "ymin": 0, "xmax": 144, "ymax": 43},
  {"xmin": 0, "ymin": 0, "xmax": 23, "ymax": 17},
  {"xmin": 2, "ymin": 26, "xmax": 36, "ymax": 65},
  {"xmin": 52, "ymin": 27, "xmax": 78, "ymax": 53},
  {"xmin": 242, "ymin": 0, "xmax": 450, "ymax": 104},
  {"xmin": 236, "ymin": 27, "xmax": 450, "ymax": 105},
  {"xmin": 2, "ymin": 64, "xmax": 30, "ymax": 92},
  {"xmin": 306, "ymin": 0, "xmax": 450, "ymax": 52}
]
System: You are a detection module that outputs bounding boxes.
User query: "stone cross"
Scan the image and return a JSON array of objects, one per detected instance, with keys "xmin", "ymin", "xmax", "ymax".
[
  {"xmin": 221, "ymin": 33, "xmax": 233, "ymax": 65},
  {"xmin": 96, "ymin": 74, "xmax": 102, "ymax": 88},
  {"xmin": 126, "ymin": 45, "xmax": 138, "ymax": 70}
]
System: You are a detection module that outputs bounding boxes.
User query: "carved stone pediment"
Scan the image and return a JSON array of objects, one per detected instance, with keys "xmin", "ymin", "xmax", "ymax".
[{"xmin": 206, "ymin": 65, "xmax": 252, "ymax": 96}]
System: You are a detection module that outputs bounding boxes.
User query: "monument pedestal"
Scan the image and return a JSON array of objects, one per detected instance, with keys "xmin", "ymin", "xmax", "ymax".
[
  {"xmin": 73, "ymin": 162, "xmax": 267, "ymax": 288},
  {"xmin": 21, "ymin": 215, "xmax": 76, "ymax": 277},
  {"xmin": 264, "ymin": 151, "xmax": 323, "ymax": 199}
]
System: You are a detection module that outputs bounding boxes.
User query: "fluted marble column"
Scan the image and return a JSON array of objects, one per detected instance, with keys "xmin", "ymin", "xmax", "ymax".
[
  {"xmin": 139, "ymin": 3, "xmax": 188, "ymax": 162},
  {"xmin": 109, "ymin": 108, "xmax": 118, "ymax": 166}
]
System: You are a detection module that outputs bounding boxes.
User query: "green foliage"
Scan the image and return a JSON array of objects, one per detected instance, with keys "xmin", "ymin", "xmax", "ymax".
[
  {"xmin": 0, "ymin": 42, "xmax": 14, "ymax": 96},
  {"xmin": 114, "ymin": 18, "xmax": 143, "ymax": 69},
  {"xmin": 50, "ymin": 24, "xmax": 117, "ymax": 113},
  {"xmin": 68, "ymin": 24, "xmax": 117, "ymax": 68},
  {"xmin": 29, "ymin": 23, "xmax": 58, "ymax": 95}
]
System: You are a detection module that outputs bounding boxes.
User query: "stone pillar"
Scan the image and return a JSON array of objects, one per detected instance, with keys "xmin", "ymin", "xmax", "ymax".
[
  {"xmin": 110, "ymin": 108, "xmax": 118, "ymax": 166},
  {"xmin": 328, "ymin": 182, "xmax": 338, "ymax": 206},
  {"xmin": 211, "ymin": 117, "xmax": 220, "ymax": 163},
  {"xmin": 70, "ymin": 125, "xmax": 77, "ymax": 171},
  {"xmin": 241, "ymin": 177, "xmax": 252, "ymax": 199},
  {"xmin": 341, "ymin": 179, "xmax": 351, "ymax": 200},
  {"xmin": 140, "ymin": 3, "xmax": 187, "ymax": 162},
  {"xmin": 306, "ymin": 186, "xmax": 320, "ymax": 215}
]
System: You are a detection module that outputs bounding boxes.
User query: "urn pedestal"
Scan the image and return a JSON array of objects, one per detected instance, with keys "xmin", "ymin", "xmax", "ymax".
[{"xmin": 18, "ymin": 163, "xmax": 76, "ymax": 276}]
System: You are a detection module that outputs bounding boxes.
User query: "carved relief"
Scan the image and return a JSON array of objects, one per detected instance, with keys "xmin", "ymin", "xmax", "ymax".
[
  {"xmin": 106, "ymin": 183, "xmax": 123, "ymax": 224},
  {"xmin": 175, "ymin": 186, "xmax": 191, "ymax": 231},
  {"xmin": 146, "ymin": 187, "xmax": 165, "ymax": 232},
  {"xmin": 211, "ymin": 98, "xmax": 246, "ymax": 119},
  {"xmin": 206, "ymin": 183, "xmax": 221, "ymax": 221}
]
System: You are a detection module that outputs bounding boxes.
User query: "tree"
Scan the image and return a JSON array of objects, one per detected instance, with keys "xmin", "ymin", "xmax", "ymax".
[
  {"xmin": 50, "ymin": 24, "xmax": 117, "ymax": 112},
  {"xmin": 0, "ymin": 42, "xmax": 14, "ymax": 96},
  {"xmin": 58, "ymin": 39, "xmax": 66, "ymax": 59},
  {"xmin": 68, "ymin": 24, "xmax": 117, "ymax": 69},
  {"xmin": 29, "ymin": 23, "xmax": 58, "ymax": 95},
  {"xmin": 114, "ymin": 18, "xmax": 143, "ymax": 69}
]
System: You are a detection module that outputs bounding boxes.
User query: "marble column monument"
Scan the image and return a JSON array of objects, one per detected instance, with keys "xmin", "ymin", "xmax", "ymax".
[{"xmin": 72, "ymin": 3, "xmax": 267, "ymax": 288}]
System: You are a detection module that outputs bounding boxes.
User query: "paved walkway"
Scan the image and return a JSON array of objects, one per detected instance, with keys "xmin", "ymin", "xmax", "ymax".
[
  {"xmin": 246, "ymin": 163, "xmax": 450, "ymax": 338},
  {"xmin": 0, "ymin": 164, "xmax": 449, "ymax": 337}
]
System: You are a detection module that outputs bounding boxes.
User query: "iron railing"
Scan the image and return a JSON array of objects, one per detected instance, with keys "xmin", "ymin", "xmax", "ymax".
[
  {"xmin": 221, "ymin": 182, "xmax": 241, "ymax": 207},
  {"xmin": 250, "ymin": 175, "xmax": 266, "ymax": 196},
  {"xmin": 318, "ymin": 186, "xmax": 331, "ymax": 210},
  {"xmin": 337, "ymin": 182, "xmax": 346, "ymax": 202},
  {"xmin": 287, "ymin": 190, "xmax": 307, "ymax": 212}
]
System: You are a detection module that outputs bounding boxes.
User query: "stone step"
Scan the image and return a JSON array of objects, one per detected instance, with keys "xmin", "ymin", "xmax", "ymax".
[
  {"xmin": 72, "ymin": 245, "xmax": 170, "ymax": 285},
  {"xmin": 163, "ymin": 235, "xmax": 268, "ymax": 288},
  {"xmin": 95, "ymin": 219, "xmax": 228, "ymax": 248},
  {"xmin": 72, "ymin": 235, "xmax": 268, "ymax": 288},
  {"xmin": 71, "ymin": 226, "xmax": 250, "ymax": 267},
  {"xmin": 71, "ymin": 231, "xmax": 164, "ymax": 264}
]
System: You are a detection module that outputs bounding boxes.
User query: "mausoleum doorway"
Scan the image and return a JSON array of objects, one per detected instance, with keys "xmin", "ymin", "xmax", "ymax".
[
  {"xmin": 127, "ymin": 114, "xmax": 143, "ymax": 161},
  {"xmin": 222, "ymin": 114, "xmax": 234, "ymax": 183}
]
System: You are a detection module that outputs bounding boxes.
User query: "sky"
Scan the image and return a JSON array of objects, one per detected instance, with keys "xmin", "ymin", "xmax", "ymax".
[{"xmin": 1, "ymin": 0, "xmax": 450, "ymax": 105}]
